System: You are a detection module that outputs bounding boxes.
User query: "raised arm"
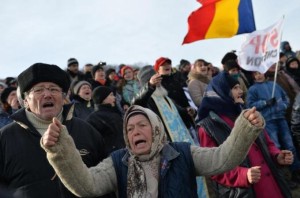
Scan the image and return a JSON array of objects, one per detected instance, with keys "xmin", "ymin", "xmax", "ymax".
[
  {"xmin": 41, "ymin": 117, "xmax": 117, "ymax": 197},
  {"xmin": 192, "ymin": 107, "xmax": 265, "ymax": 176}
]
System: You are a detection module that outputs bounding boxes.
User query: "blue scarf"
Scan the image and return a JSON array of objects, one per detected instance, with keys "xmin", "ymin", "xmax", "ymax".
[{"xmin": 198, "ymin": 72, "xmax": 243, "ymax": 121}]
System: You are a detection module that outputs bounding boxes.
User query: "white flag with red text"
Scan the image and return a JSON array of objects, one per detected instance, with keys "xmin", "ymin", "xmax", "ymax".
[{"xmin": 238, "ymin": 17, "xmax": 284, "ymax": 74}]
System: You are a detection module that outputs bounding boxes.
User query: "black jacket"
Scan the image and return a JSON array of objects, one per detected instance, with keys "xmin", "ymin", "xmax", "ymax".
[
  {"xmin": 71, "ymin": 95, "xmax": 94, "ymax": 120},
  {"xmin": 86, "ymin": 104, "xmax": 125, "ymax": 154},
  {"xmin": 161, "ymin": 73, "xmax": 190, "ymax": 108},
  {"xmin": 0, "ymin": 105, "xmax": 109, "ymax": 198},
  {"xmin": 132, "ymin": 83, "xmax": 193, "ymax": 140}
]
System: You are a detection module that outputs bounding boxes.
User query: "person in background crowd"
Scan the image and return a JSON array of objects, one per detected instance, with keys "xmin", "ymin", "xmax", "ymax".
[
  {"xmin": 279, "ymin": 52, "xmax": 288, "ymax": 69},
  {"xmin": 222, "ymin": 51, "xmax": 253, "ymax": 87},
  {"xmin": 66, "ymin": 58, "xmax": 85, "ymax": 83},
  {"xmin": 86, "ymin": 86, "xmax": 125, "ymax": 154},
  {"xmin": 105, "ymin": 68, "xmax": 118, "ymax": 91},
  {"xmin": 265, "ymin": 63, "xmax": 300, "ymax": 125},
  {"xmin": 132, "ymin": 65, "xmax": 195, "ymax": 141},
  {"xmin": 69, "ymin": 80, "xmax": 94, "ymax": 120},
  {"xmin": 0, "ymin": 87, "xmax": 19, "ymax": 113},
  {"xmin": 133, "ymin": 68, "xmax": 140, "ymax": 81},
  {"xmin": 178, "ymin": 59, "xmax": 191, "ymax": 87},
  {"xmin": 83, "ymin": 63, "xmax": 93, "ymax": 81},
  {"xmin": 198, "ymin": 71, "xmax": 292, "ymax": 198},
  {"xmin": 292, "ymin": 93, "xmax": 300, "ymax": 153},
  {"xmin": 281, "ymin": 41, "xmax": 296, "ymax": 58},
  {"xmin": 5, "ymin": 77, "xmax": 17, "ymax": 88},
  {"xmin": 0, "ymin": 87, "xmax": 20, "ymax": 128},
  {"xmin": 284, "ymin": 57, "xmax": 300, "ymax": 87},
  {"xmin": 117, "ymin": 65, "xmax": 140, "ymax": 105},
  {"xmin": 0, "ymin": 82, "xmax": 7, "ymax": 94},
  {"xmin": 41, "ymin": 104, "xmax": 264, "ymax": 198},
  {"xmin": 0, "ymin": 63, "xmax": 110, "ymax": 198},
  {"xmin": 187, "ymin": 59, "xmax": 211, "ymax": 107},
  {"xmin": 90, "ymin": 62, "xmax": 110, "ymax": 89},
  {"xmin": 247, "ymin": 71, "xmax": 300, "ymax": 184},
  {"xmin": 154, "ymin": 57, "xmax": 193, "ymax": 110}
]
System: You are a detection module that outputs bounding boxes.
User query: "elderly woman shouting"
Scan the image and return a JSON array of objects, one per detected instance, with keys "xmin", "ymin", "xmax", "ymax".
[{"xmin": 41, "ymin": 105, "xmax": 264, "ymax": 198}]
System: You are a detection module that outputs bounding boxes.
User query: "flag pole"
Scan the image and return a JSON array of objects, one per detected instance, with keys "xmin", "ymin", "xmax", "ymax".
[
  {"xmin": 271, "ymin": 15, "xmax": 285, "ymax": 98},
  {"xmin": 271, "ymin": 62, "xmax": 279, "ymax": 98}
]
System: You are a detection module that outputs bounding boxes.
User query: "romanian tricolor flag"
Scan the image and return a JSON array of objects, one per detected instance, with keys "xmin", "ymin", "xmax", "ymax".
[{"xmin": 183, "ymin": 0, "xmax": 256, "ymax": 44}]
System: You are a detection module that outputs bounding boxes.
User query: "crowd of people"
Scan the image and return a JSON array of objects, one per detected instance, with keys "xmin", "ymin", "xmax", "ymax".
[{"xmin": 0, "ymin": 40, "xmax": 300, "ymax": 197}]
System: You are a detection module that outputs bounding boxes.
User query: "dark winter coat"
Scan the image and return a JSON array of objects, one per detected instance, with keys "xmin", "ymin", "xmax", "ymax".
[
  {"xmin": 132, "ymin": 83, "xmax": 193, "ymax": 138},
  {"xmin": 0, "ymin": 105, "xmax": 109, "ymax": 198},
  {"xmin": 86, "ymin": 104, "xmax": 125, "ymax": 154},
  {"xmin": 71, "ymin": 95, "xmax": 94, "ymax": 120},
  {"xmin": 160, "ymin": 73, "xmax": 190, "ymax": 108}
]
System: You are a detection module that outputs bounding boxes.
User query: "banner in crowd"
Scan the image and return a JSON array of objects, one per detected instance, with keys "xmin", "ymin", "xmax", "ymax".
[
  {"xmin": 182, "ymin": 0, "xmax": 256, "ymax": 44},
  {"xmin": 238, "ymin": 17, "xmax": 284, "ymax": 73}
]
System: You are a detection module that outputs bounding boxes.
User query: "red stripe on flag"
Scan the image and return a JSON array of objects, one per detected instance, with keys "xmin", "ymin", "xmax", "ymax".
[{"xmin": 182, "ymin": 4, "xmax": 216, "ymax": 44}]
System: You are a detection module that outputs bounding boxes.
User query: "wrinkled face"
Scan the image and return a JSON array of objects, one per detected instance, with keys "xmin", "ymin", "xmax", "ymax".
[
  {"xmin": 231, "ymin": 84, "xmax": 244, "ymax": 104},
  {"xmin": 68, "ymin": 64, "xmax": 79, "ymax": 73},
  {"xmin": 289, "ymin": 60, "xmax": 299, "ymax": 69},
  {"xmin": 102, "ymin": 92, "xmax": 116, "ymax": 106},
  {"xmin": 253, "ymin": 71, "xmax": 265, "ymax": 82},
  {"xmin": 194, "ymin": 61, "xmax": 208, "ymax": 75},
  {"xmin": 24, "ymin": 82, "xmax": 65, "ymax": 121},
  {"xmin": 6, "ymin": 90, "xmax": 18, "ymax": 106},
  {"xmin": 78, "ymin": 84, "xmax": 92, "ymax": 101},
  {"xmin": 124, "ymin": 69, "xmax": 134, "ymax": 81},
  {"xmin": 127, "ymin": 114, "xmax": 153, "ymax": 155},
  {"xmin": 158, "ymin": 63, "xmax": 172, "ymax": 75},
  {"xmin": 95, "ymin": 69, "xmax": 105, "ymax": 80}
]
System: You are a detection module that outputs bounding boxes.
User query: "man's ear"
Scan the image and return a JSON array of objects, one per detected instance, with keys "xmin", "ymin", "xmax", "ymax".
[{"xmin": 23, "ymin": 97, "xmax": 29, "ymax": 108}]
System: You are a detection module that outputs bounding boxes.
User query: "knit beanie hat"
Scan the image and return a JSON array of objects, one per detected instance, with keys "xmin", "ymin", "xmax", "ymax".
[
  {"xmin": 223, "ymin": 60, "xmax": 240, "ymax": 72},
  {"xmin": 92, "ymin": 64, "xmax": 104, "ymax": 78},
  {"xmin": 92, "ymin": 86, "xmax": 112, "ymax": 105},
  {"xmin": 153, "ymin": 57, "xmax": 172, "ymax": 71},
  {"xmin": 1, "ymin": 87, "xmax": 16, "ymax": 104},
  {"xmin": 71, "ymin": 80, "xmax": 91, "ymax": 95},
  {"xmin": 17, "ymin": 63, "xmax": 70, "ymax": 99},
  {"xmin": 67, "ymin": 58, "xmax": 79, "ymax": 67},
  {"xmin": 221, "ymin": 52, "xmax": 238, "ymax": 65},
  {"xmin": 120, "ymin": 66, "xmax": 134, "ymax": 77},
  {"xmin": 137, "ymin": 65, "xmax": 156, "ymax": 86}
]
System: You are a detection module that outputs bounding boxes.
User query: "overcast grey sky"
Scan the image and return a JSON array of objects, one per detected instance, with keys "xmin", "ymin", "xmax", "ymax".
[{"xmin": 1, "ymin": 0, "xmax": 299, "ymax": 79}]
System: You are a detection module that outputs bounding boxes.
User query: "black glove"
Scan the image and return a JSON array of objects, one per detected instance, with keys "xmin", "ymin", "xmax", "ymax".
[{"xmin": 266, "ymin": 97, "xmax": 276, "ymax": 106}]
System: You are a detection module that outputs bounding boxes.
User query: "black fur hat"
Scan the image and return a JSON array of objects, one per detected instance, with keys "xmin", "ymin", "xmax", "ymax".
[{"xmin": 17, "ymin": 63, "xmax": 70, "ymax": 99}]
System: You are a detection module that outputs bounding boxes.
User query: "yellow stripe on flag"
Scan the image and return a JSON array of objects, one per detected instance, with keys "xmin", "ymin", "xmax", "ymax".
[{"xmin": 206, "ymin": 0, "xmax": 240, "ymax": 38}]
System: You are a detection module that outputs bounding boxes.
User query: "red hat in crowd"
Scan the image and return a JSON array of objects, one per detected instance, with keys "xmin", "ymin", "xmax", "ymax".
[
  {"xmin": 120, "ymin": 66, "xmax": 134, "ymax": 77},
  {"xmin": 153, "ymin": 57, "xmax": 172, "ymax": 71}
]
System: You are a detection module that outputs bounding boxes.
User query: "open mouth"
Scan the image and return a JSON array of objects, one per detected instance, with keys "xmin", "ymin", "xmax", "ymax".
[
  {"xmin": 43, "ymin": 102, "xmax": 54, "ymax": 108},
  {"xmin": 135, "ymin": 139, "xmax": 146, "ymax": 147}
]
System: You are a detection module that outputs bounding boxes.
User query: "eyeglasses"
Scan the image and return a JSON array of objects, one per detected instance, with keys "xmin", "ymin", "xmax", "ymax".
[{"xmin": 29, "ymin": 86, "xmax": 63, "ymax": 96}]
